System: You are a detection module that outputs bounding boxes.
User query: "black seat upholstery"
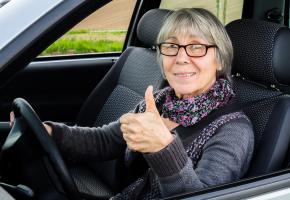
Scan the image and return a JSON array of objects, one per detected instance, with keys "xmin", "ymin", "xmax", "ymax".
[
  {"xmin": 71, "ymin": 9, "xmax": 170, "ymax": 198},
  {"xmin": 226, "ymin": 19, "xmax": 290, "ymax": 176}
]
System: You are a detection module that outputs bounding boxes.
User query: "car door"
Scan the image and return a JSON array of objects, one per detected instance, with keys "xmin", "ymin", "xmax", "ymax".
[{"xmin": 2, "ymin": 0, "xmax": 290, "ymax": 199}]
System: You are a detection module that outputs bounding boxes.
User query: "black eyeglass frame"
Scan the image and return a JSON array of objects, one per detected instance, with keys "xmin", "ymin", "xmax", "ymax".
[{"xmin": 157, "ymin": 42, "xmax": 217, "ymax": 57}]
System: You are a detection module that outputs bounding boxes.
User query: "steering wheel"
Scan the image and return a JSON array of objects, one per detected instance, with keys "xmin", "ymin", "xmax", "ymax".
[{"xmin": 1, "ymin": 98, "xmax": 81, "ymax": 200}]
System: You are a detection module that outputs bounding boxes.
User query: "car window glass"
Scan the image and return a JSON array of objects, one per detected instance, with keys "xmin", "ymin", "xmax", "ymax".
[
  {"xmin": 40, "ymin": 0, "xmax": 136, "ymax": 57},
  {"xmin": 0, "ymin": 0, "xmax": 10, "ymax": 8},
  {"xmin": 159, "ymin": 0, "xmax": 243, "ymax": 25},
  {"xmin": 0, "ymin": 0, "xmax": 63, "ymax": 51}
]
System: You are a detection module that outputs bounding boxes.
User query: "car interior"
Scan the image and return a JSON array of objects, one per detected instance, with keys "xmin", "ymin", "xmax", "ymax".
[{"xmin": 1, "ymin": 0, "xmax": 290, "ymax": 200}]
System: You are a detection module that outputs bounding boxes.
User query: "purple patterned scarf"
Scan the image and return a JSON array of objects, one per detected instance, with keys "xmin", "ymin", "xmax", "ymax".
[{"xmin": 135, "ymin": 78, "xmax": 235, "ymax": 127}]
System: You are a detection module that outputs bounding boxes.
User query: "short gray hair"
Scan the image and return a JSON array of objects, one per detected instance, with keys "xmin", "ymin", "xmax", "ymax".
[{"xmin": 156, "ymin": 8, "xmax": 233, "ymax": 80}]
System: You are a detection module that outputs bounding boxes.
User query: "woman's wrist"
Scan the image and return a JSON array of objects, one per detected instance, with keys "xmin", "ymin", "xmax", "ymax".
[{"xmin": 144, "ymin": 135, "xmax": 188, "ymax": 177}]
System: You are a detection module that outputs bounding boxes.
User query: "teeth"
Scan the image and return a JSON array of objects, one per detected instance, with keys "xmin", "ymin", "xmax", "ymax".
[{"xmin": 174, "ymin": 72, "xmax": 195, "ymax": 77}]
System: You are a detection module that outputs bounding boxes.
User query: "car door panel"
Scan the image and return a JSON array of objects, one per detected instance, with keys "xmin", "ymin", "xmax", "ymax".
[{"xmin": 0, "ymin": 56, "xmax": 117, "ymax": 124}]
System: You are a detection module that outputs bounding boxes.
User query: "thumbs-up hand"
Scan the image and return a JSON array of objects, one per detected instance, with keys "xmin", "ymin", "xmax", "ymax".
[{"xmin": 120, "ymin": 85, "xmax": 174, "ymax": 153}]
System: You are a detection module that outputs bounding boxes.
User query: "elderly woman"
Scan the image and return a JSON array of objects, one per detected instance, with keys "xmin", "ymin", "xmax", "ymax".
[{"xmin": 19, "ymin": 8, "xmax": 254, "ymax": 199}]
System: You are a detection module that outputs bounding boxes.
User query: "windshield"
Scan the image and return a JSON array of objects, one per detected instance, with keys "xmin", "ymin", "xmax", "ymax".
[
  {"xmin": 0, "ymin": 0, "xmax": 10, "ymax": 8},
  {"xmin": 0, "ymin": 0, "xmax": 63, "ymax": 51}
]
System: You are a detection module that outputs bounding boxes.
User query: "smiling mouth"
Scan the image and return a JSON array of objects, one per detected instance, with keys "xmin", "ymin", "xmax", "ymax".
[{"xmin": 174, "ymin": 72, "xmax": 196, "ymax": 77}]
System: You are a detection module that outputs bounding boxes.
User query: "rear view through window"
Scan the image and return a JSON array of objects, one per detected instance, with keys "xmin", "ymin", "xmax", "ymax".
[
  {"xmin": 160, "ymin": 0, "xmax": 243, "ymax": 25},
  {"xmin": 40, "ymin": 0, "xmax": 136, "ymax": 56}
]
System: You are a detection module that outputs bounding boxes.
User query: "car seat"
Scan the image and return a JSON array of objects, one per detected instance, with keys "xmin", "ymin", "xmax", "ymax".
[
  {"xmin": 226, "ymin": 19, "xmax": 290, "ymax": 177},
  {"xmin": 70, "ymin": 9, "xmax": 169, "ymax": 199}
]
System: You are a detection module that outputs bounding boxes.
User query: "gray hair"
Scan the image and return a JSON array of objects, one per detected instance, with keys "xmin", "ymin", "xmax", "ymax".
[{"xmin": 156, "ymin": 8, "xmax": 233, "ymax": 80}]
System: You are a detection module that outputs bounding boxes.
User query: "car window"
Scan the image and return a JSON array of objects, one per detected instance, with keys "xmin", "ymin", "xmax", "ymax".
[
  {"xmin": 159, "ymin": 0, "xmax": 243, "ymax": 25},
  {"xmin": 40, "ymin": 0, "xmax": 136, "ymax": 56},
  {"xmin": 0, "ymin": 0, "xmax": 63, "ymax": 51},
  {"xmin": 0, "ymin": 0, "xmax": 10, "ymax": 8}
]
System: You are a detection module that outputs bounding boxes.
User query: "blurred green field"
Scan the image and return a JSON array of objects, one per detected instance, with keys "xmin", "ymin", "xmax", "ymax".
[{"xmin": 41, "ymin": 30, "xmax": 126, "ymax": 56}]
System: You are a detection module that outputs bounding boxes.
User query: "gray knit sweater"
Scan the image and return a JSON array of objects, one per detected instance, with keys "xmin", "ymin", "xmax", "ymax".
[{"xmin": 47, "ymin": 113, "xmax": 254, "ymax": 199}]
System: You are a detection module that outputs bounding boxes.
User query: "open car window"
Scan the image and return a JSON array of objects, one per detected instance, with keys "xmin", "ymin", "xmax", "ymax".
[{"xmin": 2, "ymin": 0, "xmax": 290, "ymax": 200}]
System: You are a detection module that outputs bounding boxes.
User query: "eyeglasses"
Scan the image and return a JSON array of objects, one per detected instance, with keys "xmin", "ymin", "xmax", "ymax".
[{"xmin": 158, "ymin": 43, "xmax": 217, "ymax": 57}]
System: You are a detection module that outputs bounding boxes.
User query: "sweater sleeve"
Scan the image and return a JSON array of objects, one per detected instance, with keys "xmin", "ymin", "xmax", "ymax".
[
  {"xmin": 45, "ymin": 120, "xmax": 126, "ymax": 163},
  {"xmin": 143, "ymin": 117, "xmax": 254, "ymax": 197}
]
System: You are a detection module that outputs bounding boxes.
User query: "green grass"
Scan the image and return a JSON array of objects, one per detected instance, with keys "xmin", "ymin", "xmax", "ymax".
[
  {"xmin": 40, "ymin": 30, "xmax": 126, "ymax": 56},
  {"xmin": 67, "ymin": 29, "xmax": 126, "ymax": 36},
  {"xmin": 66, "ymin": 29, "xmax": 90, "ymax": 35},
  {"xmin": 41, "ymin": 39, "xmax": 124, "ymax": 56}
]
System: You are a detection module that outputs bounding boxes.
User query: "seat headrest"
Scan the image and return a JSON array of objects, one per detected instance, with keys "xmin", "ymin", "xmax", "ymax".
[
  {"xmin": 137, "ymin": 9, "xmax": 171, "ymax": 47},
  {"xmin": 226, "ymin": 19, "xmax": 290, "ymax": 87}
]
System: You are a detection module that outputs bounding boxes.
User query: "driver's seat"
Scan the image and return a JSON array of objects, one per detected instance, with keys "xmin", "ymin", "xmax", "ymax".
[{"xmin": 70, "ymin": 9, "xmax": 169, "ymax": 199}]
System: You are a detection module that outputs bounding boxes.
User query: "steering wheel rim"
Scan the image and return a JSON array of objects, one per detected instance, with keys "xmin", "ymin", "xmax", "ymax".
[{"xmin": 5, "ymin": 98, "xmax": 81, "ymax": 200}]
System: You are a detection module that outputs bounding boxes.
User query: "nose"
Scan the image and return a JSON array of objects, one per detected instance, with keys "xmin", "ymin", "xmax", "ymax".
[{"xmin": 176, "ymin": 46, "xmax": 190, "ymax": 64}]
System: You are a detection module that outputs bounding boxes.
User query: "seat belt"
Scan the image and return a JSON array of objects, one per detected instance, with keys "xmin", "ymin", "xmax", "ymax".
[
  {"xmin": 175, "ymin": 101, "xmax": 241, "ymax": 141},
  {"xmin": 175, "ymin": 93, "xmax": 284, "ymax": 141}
]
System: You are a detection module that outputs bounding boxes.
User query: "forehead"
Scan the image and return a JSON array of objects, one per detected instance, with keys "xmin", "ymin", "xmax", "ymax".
[
  {"xmin": 161, "ymin": 22, "xmax": 213, "ymax": 44},
  {"xmin": 165, "ymin": 34, "xmax": 209, "ymax": 44}
]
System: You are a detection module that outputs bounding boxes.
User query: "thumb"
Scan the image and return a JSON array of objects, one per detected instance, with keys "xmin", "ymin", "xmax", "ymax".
[{"xmin": 145, "ymin": 85, "xmax": 159, "ymax": 113}]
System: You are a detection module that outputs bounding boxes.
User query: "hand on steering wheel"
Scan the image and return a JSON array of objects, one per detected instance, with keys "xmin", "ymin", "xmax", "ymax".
[
  {"xmin": 10, "ymin": 111, "xmax": 53, "ymax": 135},
  {"xmin": 2, "ymin": 98, "xmax": 81, "ymax": 200}
]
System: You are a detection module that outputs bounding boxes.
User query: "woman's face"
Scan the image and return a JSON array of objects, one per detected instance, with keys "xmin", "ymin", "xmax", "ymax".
[{"xmin": 162, "ymin": 34, "xmax": 219, "ymax": 99}]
